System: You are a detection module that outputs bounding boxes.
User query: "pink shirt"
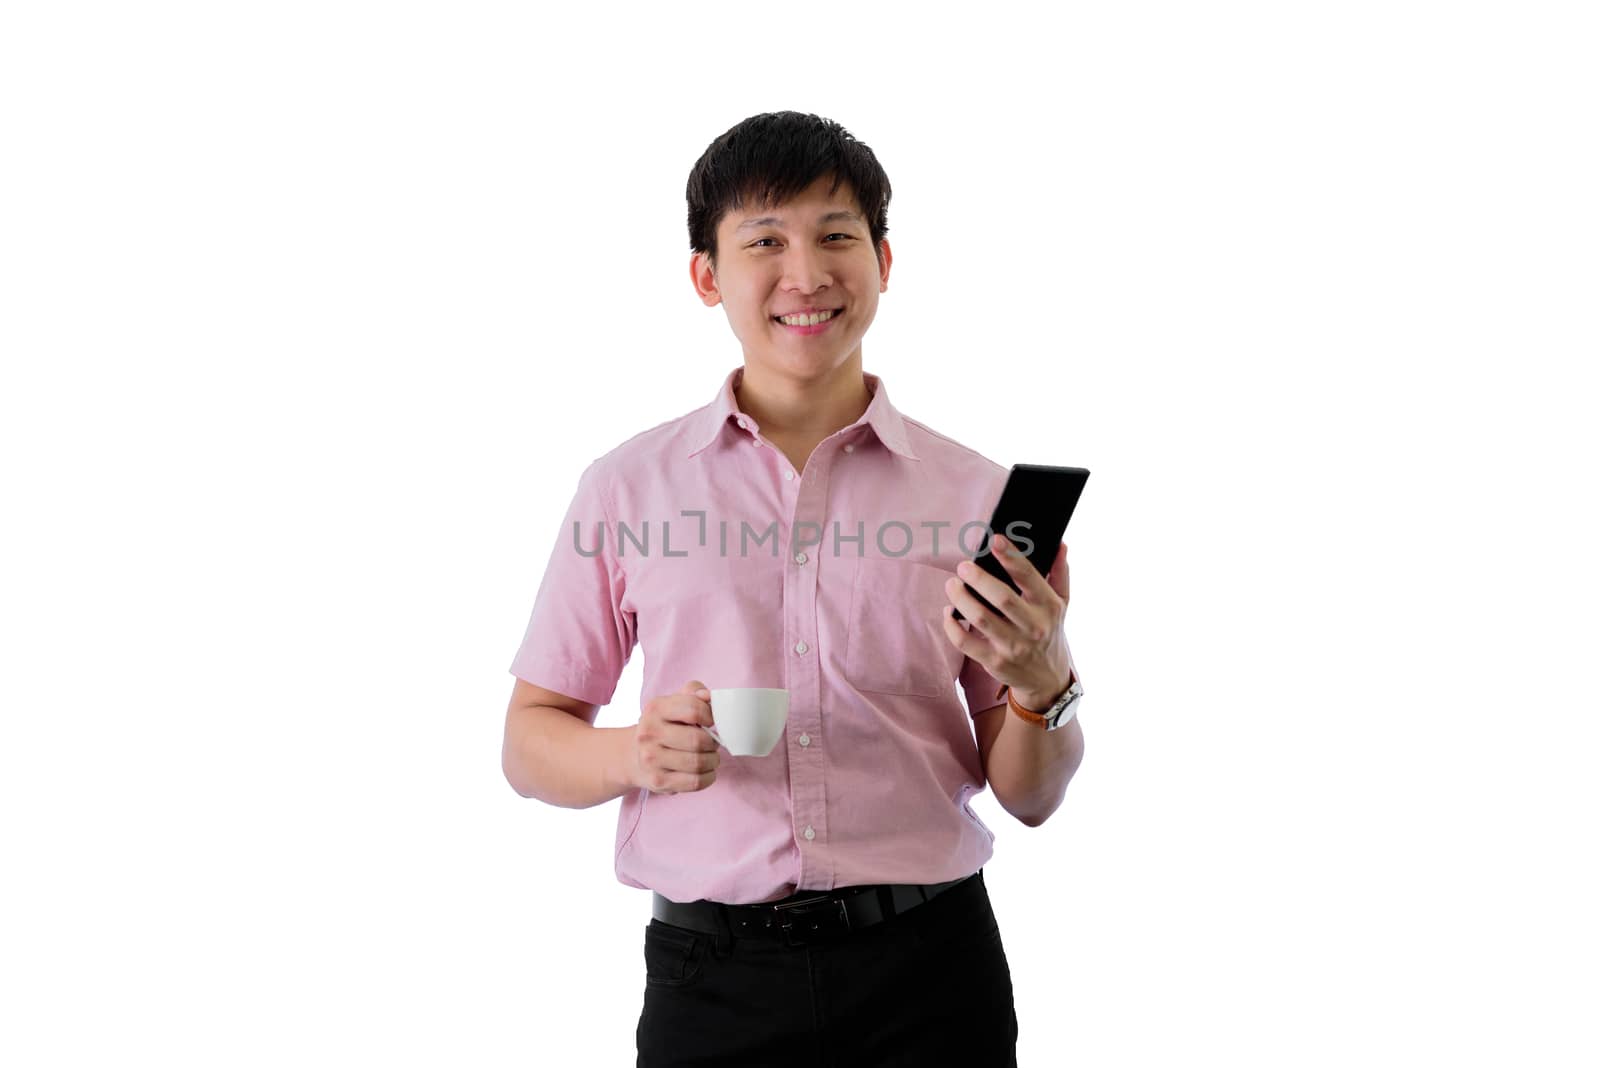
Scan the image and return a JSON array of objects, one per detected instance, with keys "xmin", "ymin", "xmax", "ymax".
[{"xmin": 509, "ymin": 366, "xmax": 1079, "ymax": 904}]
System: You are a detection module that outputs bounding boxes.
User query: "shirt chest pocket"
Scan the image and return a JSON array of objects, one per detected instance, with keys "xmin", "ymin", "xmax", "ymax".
[{"xmin": 843, "ymin": 557, "xmax": 961, "ymax": 699}]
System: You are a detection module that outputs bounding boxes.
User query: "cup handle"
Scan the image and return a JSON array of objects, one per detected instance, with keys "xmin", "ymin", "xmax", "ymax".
[{"xmin": 703, "ymin": 724, "xmax": 722, "ymax": 747}]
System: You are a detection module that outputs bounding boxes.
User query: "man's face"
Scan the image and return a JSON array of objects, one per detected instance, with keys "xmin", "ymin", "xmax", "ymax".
[{"xmin": 692, "ymin": 174, "xmax": 892, "ymax": 380}]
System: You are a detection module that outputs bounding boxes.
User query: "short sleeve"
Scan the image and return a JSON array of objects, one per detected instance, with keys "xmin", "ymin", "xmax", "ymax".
[
  {"xmin": 507, "ymin": 459, "xmax": 637, "ymax": 707},
  {"xmin": 959, "ymin": 653, "xmax": 1010, "ymax": 718},
  {"xmin": 959, "ymin": 640, "xmax": 1082, "ymax": 718}
]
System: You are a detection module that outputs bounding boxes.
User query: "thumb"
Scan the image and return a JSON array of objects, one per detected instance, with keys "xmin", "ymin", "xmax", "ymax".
[{"xmin": 683, "ymin": 679, "xmax": 712, "ymax": 701}]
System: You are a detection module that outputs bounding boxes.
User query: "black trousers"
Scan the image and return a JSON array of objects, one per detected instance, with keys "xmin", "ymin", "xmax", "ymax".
[{"xmin": 636, "ymin": 868, "xmax": 1018, "ymax": 1067}]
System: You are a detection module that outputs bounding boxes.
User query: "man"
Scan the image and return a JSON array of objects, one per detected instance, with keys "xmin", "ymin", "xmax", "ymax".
[{"xmin": 502, "ymin": 111, "xmax": 1085, "ymax": 1067}]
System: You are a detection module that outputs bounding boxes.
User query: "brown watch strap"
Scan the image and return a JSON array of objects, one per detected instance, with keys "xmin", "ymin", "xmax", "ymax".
[{"xmin": 1007, "ymin": 687, "xmax": 1052, "ymax": 726}]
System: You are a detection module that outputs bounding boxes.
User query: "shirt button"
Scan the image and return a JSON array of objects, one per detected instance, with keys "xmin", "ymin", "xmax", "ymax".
[
  {"xmin": 783, "ymin": 470, "xmax": 794, "ymax": 481},
  {"xmin": 794, "ymin": 551, "xmax": 808, "ymax": 564},
  {"xmin": 798, "ymin": 733, "xmax": 811, "ymax": 747},
  {"xmin": 843, "ymin": 443, "xmax": 855, "ymax": 453},
  {"xmin": 737, "ymin": 418, "xmax": 746, "ymax": 428},
  {"xmin": 794, "ymin": 640, "xmax": 808, "ymax": 655},
  {"xmin": 803, "ymin": 825, "xmax": 816, "ymax": 841},
  {"xmin": 751, "ymin": 439, "xmax": 762, "ymax": 448}
]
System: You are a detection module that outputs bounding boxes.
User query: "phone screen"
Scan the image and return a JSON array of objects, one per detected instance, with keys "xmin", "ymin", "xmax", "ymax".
[{"xmin": 952, "ymin": 464, "xmax": 1089, "ymax": 623}]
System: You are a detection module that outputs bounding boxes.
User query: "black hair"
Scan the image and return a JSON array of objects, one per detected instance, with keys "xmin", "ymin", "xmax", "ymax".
[{"xmin": 686, "ymin": 111, "xmax": 892, "ymax": 268}]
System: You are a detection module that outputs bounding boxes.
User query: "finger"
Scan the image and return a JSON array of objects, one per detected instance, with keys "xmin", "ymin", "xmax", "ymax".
[
  {"xmin": 941, "ymin": 604, "xmax": 976, "ymax": 653},
  {"xmin": 991, "ymin": 534, "xmax": 1051, "ymax": 601},
  {"xmin": 941, "ymin": 605, "xmax": 1000, "ymax": 670},
  {"xmin": 945, "ymin": 571, "xmax": 1018, "ymax": 639},
  {"xmin": 677, "ymin": 680, "xmax": 713, "ymax": 723},
  {"xmin": 677, "ymin": 723, "xmax": 723, "ymax": 754},
  {"xmin": 952, "ymin": 559, "xmax": 1028, "ymax": 632},
  {"xmin": 663, "ymin": 691, "xmax": 712, "ymax": 727},
  {"xmin": 665, "ymin": 730, "xmax": 722, "ymax": 763}
]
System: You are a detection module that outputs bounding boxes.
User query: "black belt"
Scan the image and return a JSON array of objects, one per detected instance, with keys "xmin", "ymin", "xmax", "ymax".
[{"xmin": 651, "ymin": 870, "xmax": 978, "ymax": 948}]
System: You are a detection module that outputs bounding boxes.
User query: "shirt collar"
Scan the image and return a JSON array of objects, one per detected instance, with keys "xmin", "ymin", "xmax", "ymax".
[{"xmin": 686, "ymin": 365, "xmax": 919, "ymax": 461}]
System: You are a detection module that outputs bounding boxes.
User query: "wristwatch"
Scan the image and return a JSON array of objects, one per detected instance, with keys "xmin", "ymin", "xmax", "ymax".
[{"xmin": 1006, "ymin": 675, "xmax": 1083, "ymax": 731}]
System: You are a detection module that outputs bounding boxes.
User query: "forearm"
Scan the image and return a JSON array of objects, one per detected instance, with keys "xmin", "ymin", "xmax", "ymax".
[
  {"xmin": 503, "ymin": 704, "xmax": 636, "ymax": 809},
  {"xmin": 985, "ymin": 707, "xmax": 1084, "ymax": 828}
]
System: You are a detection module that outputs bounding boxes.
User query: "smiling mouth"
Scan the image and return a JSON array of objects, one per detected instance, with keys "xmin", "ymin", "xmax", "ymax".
[{"xmin": 772, "ymin": 307, "xmax": 842, "ymax": 327}]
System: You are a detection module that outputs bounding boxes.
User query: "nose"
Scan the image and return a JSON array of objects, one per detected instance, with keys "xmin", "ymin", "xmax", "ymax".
[{"xmin": 780, "ymin": 242, "xmax": 832, "ymax": 295}]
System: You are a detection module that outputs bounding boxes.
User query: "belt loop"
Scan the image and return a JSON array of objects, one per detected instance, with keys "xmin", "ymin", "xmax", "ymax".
[
  {"xmin": 711, "ymin": 902, "xmax": 734, "ymax": 956},
  {"xmin": 876, "ymin": 885, "xmax": 894, "ymax": 919}
]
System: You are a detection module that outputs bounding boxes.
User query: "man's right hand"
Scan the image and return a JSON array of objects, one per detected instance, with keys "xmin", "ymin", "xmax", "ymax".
[{"xmin": 627, "ymin": 679, "xmax": 721, "ymax": 795}]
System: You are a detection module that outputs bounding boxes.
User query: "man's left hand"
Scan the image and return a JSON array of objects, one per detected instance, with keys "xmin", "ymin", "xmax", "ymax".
[{"xmin": 942, "ymin": 534, "xmax": 1074, "ymax": 710}]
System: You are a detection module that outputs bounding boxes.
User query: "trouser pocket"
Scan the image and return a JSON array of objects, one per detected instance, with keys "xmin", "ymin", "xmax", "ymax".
[{"xmin": 643, "ymin": 919, "xmax": 708, "ymax": 988}]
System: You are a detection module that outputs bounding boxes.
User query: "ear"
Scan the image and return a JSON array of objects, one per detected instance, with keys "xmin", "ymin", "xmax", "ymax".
[
  {"xmin": 690, "ymin": 250, "xmax": 722, "ymax": 308},
  {"xmin": 877, "ymin": 238, "xmax": 893, "ymax": 293}
]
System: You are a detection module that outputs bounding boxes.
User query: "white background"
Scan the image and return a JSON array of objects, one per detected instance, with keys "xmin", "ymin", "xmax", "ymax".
[{"xmin": 3, "ymin": 2, "xmax": 1596, "ymax": 1065}]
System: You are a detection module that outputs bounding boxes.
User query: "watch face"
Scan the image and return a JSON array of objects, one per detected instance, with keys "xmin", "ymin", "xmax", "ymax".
[{"xmin": 1047, "ymin": 686, "xmax": 1081, "ymax": 728}]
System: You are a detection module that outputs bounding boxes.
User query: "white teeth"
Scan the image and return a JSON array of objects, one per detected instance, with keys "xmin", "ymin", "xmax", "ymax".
[{"xmin": 778, "ymin": 309, "xmax": 836, "ymax": 326}]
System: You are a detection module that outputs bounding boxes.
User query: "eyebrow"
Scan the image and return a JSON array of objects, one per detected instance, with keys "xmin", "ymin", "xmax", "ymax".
[{"xmin": 734, "ymin": 210, "xmax": 865, "ymax": 233}]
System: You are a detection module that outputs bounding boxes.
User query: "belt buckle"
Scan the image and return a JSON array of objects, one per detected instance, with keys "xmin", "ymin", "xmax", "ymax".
[{"xmin": 771, "ymin": 894, "xmax": 850, "ymax": 947}]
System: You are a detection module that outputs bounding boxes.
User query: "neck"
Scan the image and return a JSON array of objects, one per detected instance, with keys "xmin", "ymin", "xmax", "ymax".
[{"xmin": 734, "ymin": 354, "xmax": 872, "ymax": 442}]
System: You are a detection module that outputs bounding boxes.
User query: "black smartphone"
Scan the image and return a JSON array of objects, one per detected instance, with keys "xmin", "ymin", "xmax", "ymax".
[{"xmin": 952, "ymin": 464, "xmax": 1090, "ymax": 623}]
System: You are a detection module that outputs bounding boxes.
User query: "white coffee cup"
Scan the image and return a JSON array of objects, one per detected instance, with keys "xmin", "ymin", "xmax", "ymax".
[{"xmin": 704, "ymin": 688, "xmax": 789, "ymax": 757}]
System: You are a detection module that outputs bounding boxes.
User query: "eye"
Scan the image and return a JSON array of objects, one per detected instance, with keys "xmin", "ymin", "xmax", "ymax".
[
  {"xmin": 750, "ymin": 238, "xmax": 779, "ymax": 248},
  {"xmin": 825, "ymin": 233, "xmax": 854, "ymax": 242}
]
